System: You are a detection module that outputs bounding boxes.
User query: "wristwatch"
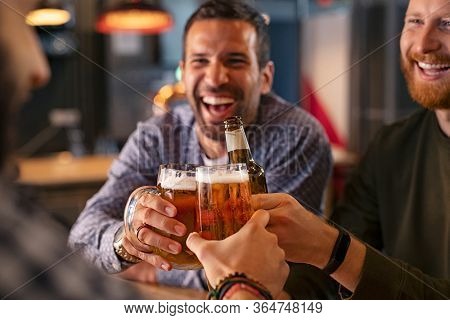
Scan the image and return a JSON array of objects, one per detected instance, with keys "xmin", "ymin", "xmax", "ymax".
[{"xmin": 113, "ymin": 225, "xmax": 142, "ymax": 264}]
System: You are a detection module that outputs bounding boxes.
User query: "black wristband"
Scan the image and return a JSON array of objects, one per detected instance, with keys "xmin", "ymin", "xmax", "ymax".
[{"xmin": 322, "ymin": 228, "xmax": 351, "ymax": 275}]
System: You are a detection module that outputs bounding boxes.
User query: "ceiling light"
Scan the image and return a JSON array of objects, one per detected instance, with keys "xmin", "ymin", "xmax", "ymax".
[
  {"xmin": 96, "ymin": 0, "xmax": 173, "ymax": 35},
  {"xmin": 26, "ymin": 1, "xmax": 71, "ymax": 27}
]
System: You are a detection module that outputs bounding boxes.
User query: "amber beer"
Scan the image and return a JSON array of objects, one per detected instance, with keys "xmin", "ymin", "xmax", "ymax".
[
  {"xmin": 151, "ymin": 164, "xmax": 201, "ymax": 269},
  {"xmin": 224, "ymin": 116, "xmax": 268, "ymax": 194},
  {"xmin": 196, "ymin": 164, "xmax": 254, "ymax": 240}
]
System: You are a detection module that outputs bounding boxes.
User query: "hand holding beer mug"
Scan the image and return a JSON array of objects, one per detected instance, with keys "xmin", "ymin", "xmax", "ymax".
[
  {"xmin": 196, "ymin": 164, "xmax": 254, "ymax": 240},
  {"xmin": 124, "ymin": 164, "xmax": 201, "ymax": 270}
]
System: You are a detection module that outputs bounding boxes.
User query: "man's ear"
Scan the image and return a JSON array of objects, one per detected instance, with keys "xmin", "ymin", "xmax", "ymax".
[
  {"xmin": 260, "ymin": 61, "xmax": 274, "ymax": 94},
  {"xmin": 179, "ymin": 60, "xmax": 185, "ymax": 82}
]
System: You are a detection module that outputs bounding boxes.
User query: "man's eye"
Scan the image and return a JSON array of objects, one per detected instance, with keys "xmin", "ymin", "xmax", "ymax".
[
  {"xmin": 190, "ymin": 58, "xmax": 208, "ymax": 66},
  {"xmin": 441, "ymin": 19, "xmax": 450, "ymax": 28},
  {"xmin": 406, "ymin": 18, "xmax": 422, "ymax": 25},
  {"xmin": 227, "ymin": 59, "xmax": 246, "ymax": 66}
]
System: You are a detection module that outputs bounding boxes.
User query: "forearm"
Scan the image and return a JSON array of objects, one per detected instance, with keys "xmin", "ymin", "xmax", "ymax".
[
  {"xmin": 352, "ymin": 246, "xmax": 450, "ymax": 299},
  {"xmin": 69, "ymin": 211, "xmax": 124, "ymax": 273},
  {"xmin": 308, "ymin": 224, "xmax": 365, "ymax": 293}
]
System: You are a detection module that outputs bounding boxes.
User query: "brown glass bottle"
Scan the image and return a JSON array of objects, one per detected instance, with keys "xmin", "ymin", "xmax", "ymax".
[{"xmin": 224, "ymin": 116, "xmax": 268, "ymax": 194}]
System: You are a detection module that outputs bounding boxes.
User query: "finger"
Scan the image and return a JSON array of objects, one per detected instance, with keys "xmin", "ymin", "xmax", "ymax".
[
  {"xmin": 139, "ymin": 192, "xmax": 177, "ymax": 217},
  {"xmin": 126, "ymin": 244, "xmax": 172, "ymax": 271},
  {"xmin": 247, "ymin": 209, "xmax": 270, "ymax": 227},
  {"xmin": 186, "ymin": 232, "xmax": 207, "ymax": 256},
  {"xmin": 123, "ymin": 232, "xmax": 154, "ymax": 255},
  {"xmin": 251, "ymin": 193, "xmax": 283, "ymax": 211},
  {"xmin": 143, "ymin": 210, "xmax": 186, "ymax": 237},
  {"xmin": 137, "ymin": 227, "xmax": 182, "ymax": 255}
]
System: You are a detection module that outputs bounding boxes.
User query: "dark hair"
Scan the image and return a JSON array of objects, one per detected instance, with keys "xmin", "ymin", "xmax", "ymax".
[{"xmin": 182, "ymin": 0, "xmax": 270, "ymax": 68}]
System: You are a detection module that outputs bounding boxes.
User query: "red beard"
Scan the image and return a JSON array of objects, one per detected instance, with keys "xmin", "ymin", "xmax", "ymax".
[{"xmin": 401, "ymin": 52, "xmax": 450, "ymax": 110}]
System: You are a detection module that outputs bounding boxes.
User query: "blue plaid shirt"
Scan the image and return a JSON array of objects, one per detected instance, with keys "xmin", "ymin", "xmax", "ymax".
[{"xmin": 69, "ymin": 93, "xmax": 332, "ymax": 288}]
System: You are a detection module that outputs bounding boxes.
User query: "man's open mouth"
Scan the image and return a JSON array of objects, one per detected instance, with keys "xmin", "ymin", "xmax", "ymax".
[{"xmin": 201, "ymin": 96, "xmax": 235, "ymax": 119}]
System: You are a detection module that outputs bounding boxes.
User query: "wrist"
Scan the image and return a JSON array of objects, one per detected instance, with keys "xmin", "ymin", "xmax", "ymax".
[
  {"xmin": 207, "ymin": 273, "xmax": 273, "ymax": 300},
  {"xmin": 113, "ymin": 225, "xmax": 141, "ymax": 265},
  {"xmin": 222, "ymin": 283, "xmax": 264, "ymax": 300},
  {"xmin": 322, "ymin": 228, "xmax": 351, "ymax": 275},
  {"xmin": 312, "ymin": 224, "xmax": 339, "ymax": 269}
]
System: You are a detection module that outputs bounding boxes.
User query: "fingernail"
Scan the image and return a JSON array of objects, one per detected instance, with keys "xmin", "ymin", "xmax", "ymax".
[
  {"xmin": 165, "ymin": 207, "xmax": 176, "ymax": 216},
  {"xmin": 161, "ymin": 263, "xmax": 170, "ymax": 271},
  {"xmin": 169, "ymin": 243, "xmax": 180, "ymax": 254},
  {"xmin": 174, "ymin": 224, "xmax": 186, "ymax": 236}
]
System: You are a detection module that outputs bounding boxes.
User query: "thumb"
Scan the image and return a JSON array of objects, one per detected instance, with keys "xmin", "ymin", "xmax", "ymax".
[
  {"xmin": 247, "ymin": 209, "xmax": 270, "ymax": 228},
  {"xmin": 186, "ymin": 232, "xmax": 207, "ymax": 255},
  {"xmin": 251, "ymin": 193, "xmax": 282, "ymax": 211}
]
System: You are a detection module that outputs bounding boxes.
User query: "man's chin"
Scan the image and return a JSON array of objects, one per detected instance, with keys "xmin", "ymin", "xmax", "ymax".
[
  {"xmin": 408, "ymin": 83, "xmax": 450, "ymax": 110},
  {"xmin": 196, "ymin": 123, "xmax": 226, "ymax": 142}
]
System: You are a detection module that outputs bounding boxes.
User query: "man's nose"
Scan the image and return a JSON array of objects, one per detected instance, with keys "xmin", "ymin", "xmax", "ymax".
[
  {"xmin": 415, "ymin": 25, "xmax": 441, "ymax": 55},
  {"xmin": 204, "ymin": 62, "xmax": 228, "ymax": 87},
  {"xmin": 30, "ymin": 33, "xmax": 51, "ymax": 89}
]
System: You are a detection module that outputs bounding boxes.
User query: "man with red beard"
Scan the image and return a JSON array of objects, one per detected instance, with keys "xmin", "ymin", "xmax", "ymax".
[
  {"xmin": 332, "ymin": 0, "xmax": 449, "ymax": 287},
  {"xmin": 69, "ymin": 0, "xmax": 332, "ymax": 298}
]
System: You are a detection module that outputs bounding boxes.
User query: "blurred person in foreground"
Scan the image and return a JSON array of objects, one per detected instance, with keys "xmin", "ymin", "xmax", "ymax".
[
  {"xmin": 331, "ymin": 0, "xmax": 449, "ymax": 284},
  {"xmin": 69, "ymin": 0, "xmax": 332, "ymax": 298},
  {"xmin": 187, "ymin": 193, "xmax": 448, "ymax": 299},
  {"xmin": 0, "ymin": 0, "xmax": 140, "ymax": 299}
]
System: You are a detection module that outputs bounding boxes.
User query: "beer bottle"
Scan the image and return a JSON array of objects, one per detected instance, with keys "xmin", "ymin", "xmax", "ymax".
[{"xmin": 224, "ymin": 116, "xmax": 268, "ymax": 194}]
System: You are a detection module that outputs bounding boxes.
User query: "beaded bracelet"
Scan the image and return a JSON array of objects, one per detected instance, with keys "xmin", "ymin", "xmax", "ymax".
[
  {"xmin": 222, "ymin": 282, "xmax": 266, "ymax": 299},
  {"xmin": 207, "ymin": 273, "xmax": 273, "ymax": 300}
]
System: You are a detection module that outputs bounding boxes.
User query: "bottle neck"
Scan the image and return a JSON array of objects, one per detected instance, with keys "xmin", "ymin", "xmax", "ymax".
[
  {"xmin": 228, "ymin": 149, "xmax": 254, "ymax": 164},
  {"xmin": 225, "ymin": 127, "xmax": 251, "ymax": 154}
]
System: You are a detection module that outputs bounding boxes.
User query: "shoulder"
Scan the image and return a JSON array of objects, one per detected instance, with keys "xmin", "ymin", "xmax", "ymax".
[
  {"xmin": 141, "ymin": 104, "xmax": 194, "ymax": 128},
  {"xmin": 369, "ymin": 108, "xmax": 429, "ymax": 152},
  {"xmin": 258, "ymin": 93, "xmax": 327, "ymax": 139}
]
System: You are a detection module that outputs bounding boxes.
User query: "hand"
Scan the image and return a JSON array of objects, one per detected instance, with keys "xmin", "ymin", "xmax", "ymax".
[
  {"xmin": 252, "ymin": 193, "xmax": 337, "ymax": 269},
  {"xmin": 186, "ymin": 210, "xmax": 289, "ymax": 298},
  {"xmin": 123, "ymin": 186, "xmax": 187, "ymax": 271},
  {"xmin": 117, "ymin": 262, "xmax": 157, "ymax": 284}
]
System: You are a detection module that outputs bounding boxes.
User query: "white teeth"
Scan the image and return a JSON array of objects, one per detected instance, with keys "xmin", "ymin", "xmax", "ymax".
[
  {"xmin": 202, "ymin": 96, "xmax": 234, "ymax": 105},
  {"xmin": 418, "ymin": 62, "xmax": 450, "ymax": 70}
]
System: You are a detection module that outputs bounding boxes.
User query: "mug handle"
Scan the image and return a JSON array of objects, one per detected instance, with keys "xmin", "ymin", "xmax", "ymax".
[{"xmin": 124, "ymin": 186, "xmax": 160, "ymax": 238}]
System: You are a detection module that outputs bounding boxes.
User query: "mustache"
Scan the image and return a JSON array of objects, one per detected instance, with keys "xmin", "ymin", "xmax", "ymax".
[
  {"xmin": 198, "ymin": 84, "xmax": 242, "ymax": 98},
  {"xmin": 409, "ymin": 52, "xmax": 450, "ymax": 65}
]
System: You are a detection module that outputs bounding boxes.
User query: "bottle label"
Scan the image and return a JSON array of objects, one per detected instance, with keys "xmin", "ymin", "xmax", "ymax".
[{"xmin": 225, "ymin": 129, "xmax": 250, "ymax": 152}]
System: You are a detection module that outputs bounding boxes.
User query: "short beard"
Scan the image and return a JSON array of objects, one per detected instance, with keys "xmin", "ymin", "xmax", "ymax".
[
  {"xmin": 401, "ymin": 53, "xmax": 450, "ymax": 110},
  {"xmin": 196, "ymin": 123, "xmax": 225, "ymax": 142}
]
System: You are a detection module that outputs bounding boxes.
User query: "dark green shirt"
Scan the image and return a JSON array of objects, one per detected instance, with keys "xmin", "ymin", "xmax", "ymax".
[
  {"xmin": 333, "ymin": 109, "xmax": 449, "ymax": 279},
  {"xmin": 353, "ymin": 246, "xmax": 449, "ymax": 299}
]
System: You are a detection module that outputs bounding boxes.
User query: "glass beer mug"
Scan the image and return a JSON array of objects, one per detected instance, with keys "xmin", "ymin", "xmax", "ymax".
[
  {"xmin": 196, "ymin": 164, "xmax": 254, "ymax": 240},
  {"xmin": 127, "ymin": 164, "xmax": 201, "ymax": 270}
]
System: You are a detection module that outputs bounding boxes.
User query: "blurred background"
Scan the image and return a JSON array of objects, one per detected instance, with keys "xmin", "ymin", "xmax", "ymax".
[{"xmin": 16, "ymin": 0, "xmax": 418, "ymax": 226}]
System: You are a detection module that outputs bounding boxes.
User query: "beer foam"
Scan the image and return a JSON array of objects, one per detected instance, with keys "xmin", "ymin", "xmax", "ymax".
[
  {"xmin": 160, "ymin": 174, "xmax": 197, "ymax": 191},
  {"xmin": 196, "ymin": 170, "xmax": 249, "ymax": 184}
]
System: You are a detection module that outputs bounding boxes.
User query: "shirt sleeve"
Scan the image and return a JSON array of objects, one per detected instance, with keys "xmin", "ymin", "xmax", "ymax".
[
  {"xmin": 68, "ymin": 125, "xmax": 159, "ymax": 273},
  {"xmin": 352, "ymin": 246, "xmax": 449, "ymax": 299}
]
